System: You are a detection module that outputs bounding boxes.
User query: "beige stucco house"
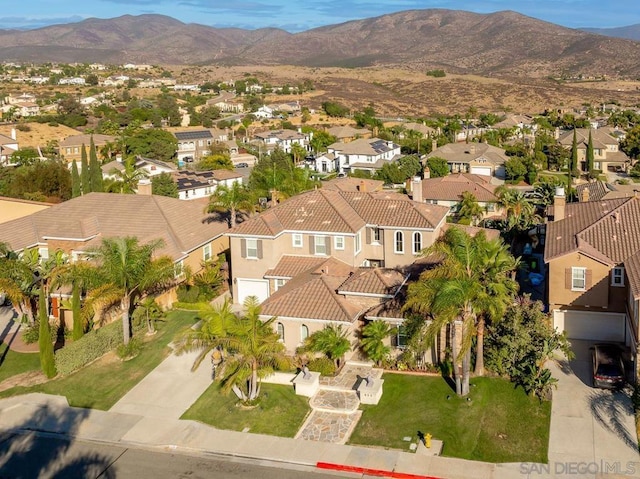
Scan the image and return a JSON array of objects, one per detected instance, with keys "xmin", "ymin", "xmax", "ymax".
[
  {"xmin": 425, "ymin": 142, "xmax": 508, "ymax": 179},
  {"xmin": 557, "ymin": 128, "xmax": 630, "ymax": 173}
]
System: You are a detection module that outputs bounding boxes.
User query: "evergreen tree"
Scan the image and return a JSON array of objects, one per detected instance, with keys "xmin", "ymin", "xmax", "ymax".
[
  {"xmin": 586, "ymin": 130, "xmax": 595, "ymax": 178},
  {"xmin": 71, "ymin": 160, "xmax": 81, "ymax": 198},
  {"xmin": 89, "ymin": 136, "xmax": 103, "ymax": 192},
  {"xmin": 38, "ymin": 290, "xmax": 56, "ymax": 378},
  {"xmin": 80, "ymin": 144, "xmax": 90, "ymax": 194},
  {"xmin": 569, "ymin": 129, "xmax": 578, "ymax": 188},
  {"xmin": 71, "ymin": 282, "xmax": 82, "ymax": 340}
]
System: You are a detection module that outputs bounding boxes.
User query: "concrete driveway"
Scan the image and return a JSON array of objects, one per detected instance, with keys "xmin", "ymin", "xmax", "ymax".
[{"xmin": 548, "ymin": 340, "xmax": 640, "ymax": 477}]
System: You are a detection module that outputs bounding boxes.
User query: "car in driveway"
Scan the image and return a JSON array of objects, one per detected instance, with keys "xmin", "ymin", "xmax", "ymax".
[
  {"xmin": 592, "ymin": 343, "xmax": 625, "ymax": 389},
  {"xmin": 235, "ymin": 162, "xmax": 249, "ymax": 168}
]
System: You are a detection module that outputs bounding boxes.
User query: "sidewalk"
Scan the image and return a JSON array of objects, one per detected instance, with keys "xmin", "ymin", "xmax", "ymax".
[{"xmin": 0, "ymin": 305, "xmax": 38, "ymax": 353}]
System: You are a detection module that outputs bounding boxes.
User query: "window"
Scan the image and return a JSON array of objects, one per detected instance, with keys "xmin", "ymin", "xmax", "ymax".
[
  {"xmin": 396, "ymin": 325, "xmax": 408, "ymax": 349},
  {"xmin": 373, "ymin": 227, "xmax": 381, "ymax": 243},
  {"xmin": 246, "ymin": 238, "xmax": 258, "ymax": 259},
  {"xmin": 277, "ymin": 322, "xmax": 285, "ymax": 342},
  {"xmin": 572, "ymin": 267, "xmax": 586, "ymax": 291},
  {"xmin": 355, "ymin": 232, "xmax": 361, "ymax": 254},
  {"xmin": 612, "ymin": 267, "xmax": 625, "ymax": 287},
  {"xmin": 314, "ymin": 235, "xmax": 327, "ymax": 255},
  {"xmin": 300, "ymin": 324, "xmax": 309, "ymax": 342},
  {"xmin": 175, "ymin": 260, "xmax": 185, "ymax": 278},
  {"xmin": 412, "ymin": 232, "xmax": 422, "ymax": 254},
  {"xmin": 38, "ymin": 247, "xmax": 49, "ymax": 260},
  {"xmin": 334, "ymin": 236, "xmax": 345, "ymax": 250},
  {"xmin": 203, "ymin": 244, "xmax": 212, "ymax": 262},
  {"xmin": 292, "ymin": 234, "xmax": 303, "ymax": 248},
  {"xmin": 394, "ymin": 231, "xmax": 404, "ymax": 253},
  {"xmin": 275, "ymin": 278, "xmax": 286, "ymax": 290}
]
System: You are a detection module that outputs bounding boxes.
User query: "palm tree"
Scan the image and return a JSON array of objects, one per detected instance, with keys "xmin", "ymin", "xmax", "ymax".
[
  {"xmin": 107, "ymin": 157, "xmax": 147, "ymax": 194},
  {"xmin": 495, "ymin": 186, "xmax": 541, "ymax": 243},
  {"xmin": 457, "ymin": 191, "xmax": 484, "ymax": 226},
  {"xmin": 207, "ymin": 182, "xmax": 255, "ymax": 228},
  {"xmin": 404, "ymin": 227, "xmax": 518, "ymax": 395},
  {"xmin": 361, "ymin": 320, "xmax": 395, "ymax": 366},
  {"xmin": 290, "ymin": 143, "xmax": 307, "ymax": 166},
  {"xmin": 135, "ymin": 297, "xmax": 165, "ymax": 335},
  {"xmin": 215, "ymin": 297, "xmax": 290, "ymax": 402},
  {"xmin": 174, "ymin": 298, "xmax": 236, "ymax": 370},
  {"xmin": 0, "ymin": 243, "xmax": 35, "ymax": 322},
  {"xmin": 84, "ymin": 237, "xmax": 176, "ymax": 345},
  {"xmin": 303, "ymin": 324, "xmax": 351, "ymax": 369}
]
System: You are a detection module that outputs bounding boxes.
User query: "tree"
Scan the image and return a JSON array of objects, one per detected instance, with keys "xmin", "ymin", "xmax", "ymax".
[
  {"xmin": 80, "ymin": 145, "xmax": 90, "ymax": 194},
  {"xmin": 361, "ymin": 320, "xmax": 395, "ymax": 366},
  {"xmin": 309, "ymin": 130, "xmax": 337, "ymax": 155},
  {"xmin": 134, "ymin": 297, "xmax": 165, "ymax": 335},
  {"xmin": 106, "ymin": 157, "xmax": 148, "ymax": 194},
  {"xmin": 248, "ymin": 148, "xmax": 315, "ymax": 200},
  {"xmin": 38, "ymin": 289, "xmax": 56, "ymax": 378},
  {"xmin": 495, "ymin": 186, "xmax": 541, "ymax": 241},
  {"xmin": 290, "ymin": 143, "xmax": 307, "ymax": 166},
  {"xmin": 457, "ymin": 191, "xmax": 484, "ymax": 226},
  {"xmin": 89, "ymin": 136, "xmax": 103, "ymax": 193},
  {"xmin": 207, "ymin": 182, "xmax": 255, "ymax": 228},
  {"xmin": 504, "ymin": 157, "xmax": 528, "ymax": 182},
  {"xmin": 11, "ymin": 147, "xmax": 40, "ymax": 166},
  {"xmin": 302, "ymin": 324, "xmax": 351, "ymax": 369},
  {"xmin": 0, "ymin": 243, "xmax": 36, "ymax": 323},
  {"xmin": 71, "ymin": 160, "xmax": 81, "ymax": 198},
  {"xmin": 196, "ymin": 155, "xmax": 234, "ymax": 171},
  {"xmin": 151, "ymin": 172, "xmax": 178, "ymax": 198},
  {"xmin": 569, "ymin": 129, "xmax": 579, "ymax": 186},
  {"xmin": 621, "ymin": 125, "xmax": 640, "ymax": 160},
  {"xmin": 586, "ymin": 130, "xmax": 595, "ymax": 178},
  {"xmin": 426, "ymin": 157, "xmax": 449, "ymax": 178},
  {"xmin": 321, "ymin": 101, "xmax": 349, "ymax": 118},
  {"xmin": 126, "ymin": 128, "xmax": 177, "ymax": 163},
  {"xmin": 84, "ymin": 237, "xmax": 176, "ymax": 345}
]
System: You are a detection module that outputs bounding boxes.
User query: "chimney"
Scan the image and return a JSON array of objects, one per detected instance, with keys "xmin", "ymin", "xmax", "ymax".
[
  {"xmin": 581, "ymin": 187, "xmax": 590, "ymax": 203},
  {"xmin": 553, "ymin": 186, "xmax": 565, "ymax": 221},
  {"xmin": 411, "ymin": 176, "xmax": 423, "ymax": 203},
  {"xmin": 358, "ymin": 180, "xmax": 366, "ymax": 192},
  {"xmin": 137, "ymin": 178, "xmax": 152, "ymax": 195},
  {"xmin": 424, "ymin": 166, "xmax": 431, "ymax": 179},
  {"xmin": 10, "ymin": 128, "xmax": 16, "ymax": 141}
]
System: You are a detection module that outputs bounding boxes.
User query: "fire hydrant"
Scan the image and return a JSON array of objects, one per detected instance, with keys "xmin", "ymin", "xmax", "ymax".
[{"xmin": 425, "ymin": 433, "xmax": 432, "ymax": 449}]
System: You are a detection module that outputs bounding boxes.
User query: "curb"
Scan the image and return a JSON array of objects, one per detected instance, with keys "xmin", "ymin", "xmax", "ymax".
[{"xmin": 317, "ymin": 461, "xmax": 443, "ymax": 479}]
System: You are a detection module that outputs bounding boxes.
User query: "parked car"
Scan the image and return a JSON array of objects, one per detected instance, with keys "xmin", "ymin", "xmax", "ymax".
[
  {"xmin": 592, "ymin": 343, "xmax": 625, "ymax": 389},
  {"xmin": 235, "ymin": 162, "xmax": 249, "ymax": 168}
]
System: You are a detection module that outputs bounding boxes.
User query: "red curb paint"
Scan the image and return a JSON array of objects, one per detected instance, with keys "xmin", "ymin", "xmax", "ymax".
[{"xmin": 316, "ymin": 461, "xmax": 443, "ymax": 479}]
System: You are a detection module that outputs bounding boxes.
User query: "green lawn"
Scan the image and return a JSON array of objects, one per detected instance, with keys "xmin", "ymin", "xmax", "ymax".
[
  {"xmin": 0, "ymin": 310, "xmax": 198, "ymax": 410},
  {"xmin": 182, "ymin": 382, "xmax": 310, "ymax": 437},
  {"xmin": 349, "ymin": 373, "xmax": 551, "ymax": 463},
  {"xmin": 0, "ymin": 344, "xmax": 41, "ymax": 383}
]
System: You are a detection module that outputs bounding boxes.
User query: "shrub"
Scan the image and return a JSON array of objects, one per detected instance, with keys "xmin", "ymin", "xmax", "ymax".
[
  {"xmin": 22, "ymin": 322, "xmax": 40, "ymax": 344},
  {"xmin": 16, "ymin": 123, "xmax": 31, "ymax": 132},
  {"xmin": 116, "ymin": 336, "xmax": 142, "ymax": 360},
  {"xmin": 426, "ymin": 69, "xmax": 446, "ymax": 78},
  {"xmin": 54, "ymin": 320, "xmax": 123, "ymax": 375},
  {"xmin": 307, "ymin": 357, "xmax": 336, "ymax": 376},
  {"xmin": 176, "ymin": 285, "xmax": 201, "ymax": 303}
]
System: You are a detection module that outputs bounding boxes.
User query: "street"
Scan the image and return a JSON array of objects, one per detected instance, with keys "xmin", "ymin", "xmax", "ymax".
[{"xmin": 0, "ymin": 432, "xmax": 354, "ymax": 479}]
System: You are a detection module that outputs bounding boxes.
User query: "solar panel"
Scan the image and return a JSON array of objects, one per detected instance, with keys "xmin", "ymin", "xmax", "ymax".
[{"xmin": 174, "ymin": 130, "xmax": 213, "ymax": 140}]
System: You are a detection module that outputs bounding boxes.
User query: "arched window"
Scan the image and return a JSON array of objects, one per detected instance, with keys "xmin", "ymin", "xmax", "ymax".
[
  {"xmin": 300, "ymin": 324, "xmax": 309, "ymax": 342},
  {"xmin": 277, "ymin": 322, "xmax": 285, "ymax": 342},
  {"xmin": 413, "ymin": 232, "xmax": 422, "ymax": 254},
  {"xmin": 394, "ymin": 231, "xmax": 404, "ymax": 253}
]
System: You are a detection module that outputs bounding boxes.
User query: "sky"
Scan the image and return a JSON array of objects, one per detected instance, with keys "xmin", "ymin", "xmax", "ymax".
[{"xmin": 1, "ymin": 0, "xmax": 639, "ymax": 32}]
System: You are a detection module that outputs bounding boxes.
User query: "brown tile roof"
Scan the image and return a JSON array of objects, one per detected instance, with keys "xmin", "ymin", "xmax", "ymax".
[
  {"xmin": 624, "ymin": 251, "xmax": 640, "ymax": 299},
  {"xmin": 364, "ymin": 296, "xmax": 406, "ymax": 321},
  {"xmin": 321, "ymin": 177, "xmax": 384, "ymax": 192},
  {"xmin": 327, "ymin": 125, "xmax": 371, "ymax": 139},
  {"xmin": 59, "ymin": 134, "xmax": 116, "ymax": 147},
  {"xmin": 420, "ymin": 173, "xmax": 498, "ymax": 202},
  {"xmin": 260, "ymin": 257, "xmax": 362, "ymax": 323},
  {"xmin": 425, "ymin": 143, "xmax": 508, "ymax": 166},
  {"xmin": 544, "ymin": 197, "xmax": 640, "ymax": 265},
  {"xmin": 337, "ymin": 268, "xmax": 406, "ymax": 296},
  {"xmin": 328, "ymin": 138, "xmax": 398, "ymax": 156},
  {"xmin": 557, "ymin": 128, "xmax": 617, "ymax": 147},
  {"xmin": 0, "ymin": 192, "xmax": 229, "ymax": 261},
  {"xmin": 230, "ymin": 189, "xmax": 448, "ymax": 237},
  {"xmin": 442, "ymin": 223, "xmax": 501, "ymax": 241},
  {"xmin": 575, "ymin": 181, "xmax": 610, "ymax": 202},
  {"xmin": 264, "ymin": 255, "xmax": 327, "ymax": 278}
]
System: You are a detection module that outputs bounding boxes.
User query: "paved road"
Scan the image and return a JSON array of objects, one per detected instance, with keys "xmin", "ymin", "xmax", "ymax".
[{"xmin": 0, "ymin": 432, "xmax": 353, "ymax": 479}]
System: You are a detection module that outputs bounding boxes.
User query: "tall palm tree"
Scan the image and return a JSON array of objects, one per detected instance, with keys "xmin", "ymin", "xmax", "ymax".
[
  {"xmin": 303, "ymin": 324, "xmax": 351, "ymax": 369},
  {"xmin": 360, "ymin": 320, "xmax": 395, "ymax": 366},
  {"xmin": 495, "ymin": 186, "xmax": 541, "ymax": 243},
  {"xmin": 207, "ymin": 182, "xmax": 255, "ymax": 228},
  {"xmin": 215, "ymin": 297, "xmax": 290, "ymax": 402},
  {"xmin": 84, "ymin": 237, "xmax": 176, "ymax": 345},
  {"xmin": 0, "ymin": 242, "xmax": 35, "ymax": 322},
  {"xmin": 457, "ymin": 191, "xmax": 484, "ymax": 226},
  {"xmin": 290, "ymin": 143, "xmax": 307, "ymax": 166}
]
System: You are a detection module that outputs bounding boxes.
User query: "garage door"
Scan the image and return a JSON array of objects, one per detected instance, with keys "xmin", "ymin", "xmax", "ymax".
[
  {"xmin": 236, "ymin": 279, "xmax": 269, "ymax": 304},
  {"xmin": 470, "ymin": 166, "xmax": 492, "ymax": 176},
  {"xmin": 553, "ymin": 310, "xmax": 625, "ymax": 342}
]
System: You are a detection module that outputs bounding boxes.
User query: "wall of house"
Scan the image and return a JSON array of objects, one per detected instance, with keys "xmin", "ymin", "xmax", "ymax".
[
  {"xmin": 547, "ymin": 253, "xmax": 617, "ymax": 311},
  {"xmin": 0, "ymin": 199, "xmax": 51, "ymax": 224},
  {"xmin": 381, "ymin": 228, "xmax": 437, "ymax": 269},
  {"xmin": 181, "ymin": 236, "xmax": 229, "ymax": 275},
  {"xmin": 272, "ymin": 318, "xmax": 358, "ymax": 356}
]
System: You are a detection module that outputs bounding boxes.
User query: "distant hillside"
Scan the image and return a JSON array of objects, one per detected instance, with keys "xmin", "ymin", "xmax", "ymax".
[
  {"xmin": 581, "ymin": 24, "xmax": 640, "ymax": 41},
  {"xmin": 0, "ymin": 10, "xmax": 639, "ymax": 78}
]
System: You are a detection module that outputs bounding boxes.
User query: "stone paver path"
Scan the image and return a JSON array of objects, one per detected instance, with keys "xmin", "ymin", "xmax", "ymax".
[
  {"xmin": 296, "ymin": 410, "xmax": 362, "ymax": 444},
  {"xmin": 319, "ymin": 362, "xmax": 382, "ymax": 390},
  {"xmin": 310, "ymin": 389, "xmax": 360, "ymax": 413}
]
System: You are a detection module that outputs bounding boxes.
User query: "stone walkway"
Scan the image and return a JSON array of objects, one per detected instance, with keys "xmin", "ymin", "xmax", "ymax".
[{"xmin": 296, "ymin": 361, "xmax": 383, "ymax": 445}]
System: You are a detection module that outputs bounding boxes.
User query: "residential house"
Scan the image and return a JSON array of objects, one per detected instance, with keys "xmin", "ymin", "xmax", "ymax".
[
  {"xmin": 575, "ymin": 181, "xmax": 640, "ymax": 203},
  {"xmin": 544, "ymin": 190, "xmax": 640, "ymax": 377},
  {"xmin": 0, "ymin": 129, "xmax": 19, "ymax": 166},
  {"xmin": 259, "ymin": 256, "xmax": 407, "ymax": 354},
  {"xmin": 326, "ymin": 138, "xmax": 402, "ymax": 174},
  {"xmin": 59, "ymin": 134, "xmax": 116, "ymax": 164},
  {"xmin": 408, "ymin": 173, "xmax": 502, "ymax": 219},
  {"xmin": 492, "ymin": 114, "xmax": 537, "ymax": 138},
  {"xmin": 0, "ymin": 192, "xmax": 230, "ymax": 323},
  {"xmin": 253, "ymin": 129, "xmax": 308, "ymax": 154},
  {"xmin": 327, "ymin": 125, "xmax": 372, "ymax": 143},
  {"xmin": 14, "ymin": 102, "xmax": 40, "ymax": 117},
  {"xmin": 400, "ymin": 122, "xmax": 436, "ymax": 138},
  {"xmin": 321, "ymin": 176, "xmax": 384, "ymax": 193},
  {"xmin": 226, "ymin": 188, "xmax": 449, "ymax": 304},
  {"xmin": 557, "ymin": 128, "xmax": 631, "ymax": 173},
  {"xmin": 174, "ymin": 169, "xmax": 243, "ymax": 200},
  {"xmin": 173, "ymin": 128, "xmax": 229, "ymax": 164},
  {"xmin": 253, "ymin": 105, "xmax": 274, "ymax": 120},
  {"xmin": 101, "ymin": 156, "xmax": 177, "ymax": 180},
  {"xmin": 425, "ymin": 142, "xmax": 508, "ymax": 179}
]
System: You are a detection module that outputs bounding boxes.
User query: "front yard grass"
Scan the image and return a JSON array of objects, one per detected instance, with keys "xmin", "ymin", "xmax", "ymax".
[
  {"xmin": 182, "ymin": 382, "xmax": 310, "ymax": 437},
  {"xmin": 0, "ymin": 344, "xmax": 41, "ymax": 383},
  {"xmin": 349, "ymin": 373, "xmax": 550, "ymax": 463},
  {"xmin": 0, "ymin": 310, "xmax": 198, "ymax": 410}
]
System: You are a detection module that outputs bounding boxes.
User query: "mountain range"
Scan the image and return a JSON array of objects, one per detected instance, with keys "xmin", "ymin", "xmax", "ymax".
[{"xmin": 1, "ymin": 10, "xmax": 639, "ymax": 78}]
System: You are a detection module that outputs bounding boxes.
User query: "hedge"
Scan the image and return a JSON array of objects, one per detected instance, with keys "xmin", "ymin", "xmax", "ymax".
[{"xmin": 55, "ymin": 320, "xmax": 123, "ymax": 375}]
